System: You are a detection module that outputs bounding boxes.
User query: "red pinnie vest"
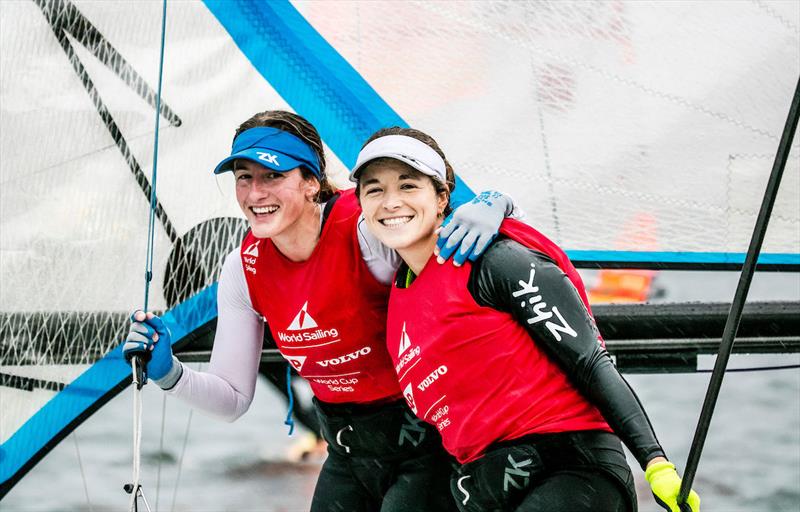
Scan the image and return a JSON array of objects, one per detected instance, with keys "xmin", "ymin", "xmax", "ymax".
[
  {"xmin": 387, "ymin": 219, "xmax": 610, "ymax": 463},
  {"xmin": 241, "ymin": 190, "xmax": 402, "ymax": 404}
]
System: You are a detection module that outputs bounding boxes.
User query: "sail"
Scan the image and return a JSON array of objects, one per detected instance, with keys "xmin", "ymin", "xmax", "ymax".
[{"xmin": 1, "ymin": 0, "xmax": 798, "ymax": 497}]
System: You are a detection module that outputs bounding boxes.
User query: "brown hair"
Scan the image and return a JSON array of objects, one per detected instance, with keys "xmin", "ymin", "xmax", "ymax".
[
  {"xmin": 234, "ymin": 110, "xmax": 337, "ymax": 203},
  {"xmin": 357, "ymin": 127, "xmax": 456, "ymax": 217}
]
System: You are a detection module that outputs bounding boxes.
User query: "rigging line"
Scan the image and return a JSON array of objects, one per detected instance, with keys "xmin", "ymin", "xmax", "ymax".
[
  {"xmin": 126, "ymin": 2, "xmax": 168, "ymax": 511},
  {"xmin": 33, "ymin": 0, "xmax": 179, "ymax": 244},
  {"xmin": 695, "ymin": 364, "xmax": 800, "ymax": 373},
  {"xmin": 127, "ymin": 358, "xmax": 152, "ymax": 512},
  {"xmin": 678, "ymin": 75, "xmax": 800, "ymax": 506},
  {"xmin": 72, "ymin": 433, "xmax": 94, "ymax": 512},
  {"xmin": 155, "ymin": 394, "xmax": 168, "ymax": 512},
  {"xmin": 170, "ymin": 409, "xmax": 193, "ymax": 512},
  {"xmin": 144, "ymin": 0, "xmax": 170, "ymax": 311}
]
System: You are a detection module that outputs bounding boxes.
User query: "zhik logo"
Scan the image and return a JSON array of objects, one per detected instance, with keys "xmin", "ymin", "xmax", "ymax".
[
  {"xmin": 503, "ymin": 454, "xmax": 533, "ymax": 491},
  {"xmin": 512, "ymin": 263, "xmax": 577, "ymax": 342},
  {"xmin": 287, "ymin": 301, "xmax": 318, "ymax": 330},
  {"xmin": 397, "ymin": 412, "xmax": 426, "ymax": 447},
  {"xmin": 257, "ymin": 151, "xmax": 280, "ymax": 166}
]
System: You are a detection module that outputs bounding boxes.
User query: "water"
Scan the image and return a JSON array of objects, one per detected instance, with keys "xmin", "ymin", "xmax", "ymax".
[{"xmin": 2, "ymin": 271, "xmax": 799, "ymax": 511}]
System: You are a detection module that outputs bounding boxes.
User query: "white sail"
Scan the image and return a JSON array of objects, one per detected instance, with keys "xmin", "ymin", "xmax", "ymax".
[{"xmin": 1, "ymin": 0, "xmax": 798, "ymax": 497}]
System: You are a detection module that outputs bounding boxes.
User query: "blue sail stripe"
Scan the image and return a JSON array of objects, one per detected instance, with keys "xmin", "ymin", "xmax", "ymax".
[
  {"xmin": 202, "ymin": 0, "xmax": 476, "ymax": 207},
  {"xmin": 567, "ymin": 251, "xmax": 800, "ymax": 266},
  {"xmin": 0, "ymin": 284, "xmax": 218, "ymax": 488}
]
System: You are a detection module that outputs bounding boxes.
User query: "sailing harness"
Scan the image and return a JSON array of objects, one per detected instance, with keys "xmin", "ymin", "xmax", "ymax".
[{"xmin": 126, "ymin": 0, "xmax": 168, "ymax": 510}]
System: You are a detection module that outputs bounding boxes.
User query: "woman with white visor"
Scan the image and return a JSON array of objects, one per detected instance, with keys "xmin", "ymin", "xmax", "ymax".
[
  {"xmin": 123, "ymin": 110, "xmax": 517, "ymax": 511},
  {"xmin": 352, "ymin": 127, "xmax": 701, "ymax": 512}
]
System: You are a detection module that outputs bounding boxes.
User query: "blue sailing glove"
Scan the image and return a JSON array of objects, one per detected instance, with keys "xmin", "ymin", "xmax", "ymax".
[
  {"xmin": 645, "ymin": 460, "xmax": 700, "ymax": 512},
  {"xmin": 436, "ymin": 190, "xmax": 513, "ymax": 266},
  {"xmin": 123, "ymin": 311, "xmax": 174, "ymax": 382}
]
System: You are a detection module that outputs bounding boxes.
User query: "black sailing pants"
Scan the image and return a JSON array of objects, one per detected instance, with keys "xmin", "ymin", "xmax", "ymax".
[
  {"xmin": 310, "ymin": 398, "xmax": 458, "ymax": 512},
  {"xmin": 450, "ymin": 430, "xmax": 638, "ymax": 512}
]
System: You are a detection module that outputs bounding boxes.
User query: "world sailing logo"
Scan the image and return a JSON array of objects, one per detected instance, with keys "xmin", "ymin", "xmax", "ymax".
[
  {"xmin": 395, "ymin": 322, "xmax": 420, "ymax": 374},
  {"xmin": 287, "ymin": 301, "xmax": 317, "ymax": 330},
  {"xmin": 277, "ymin": 301, "xmax": 339, "ymax": 343},
  {"xmin": 398, "ymin": 322, "xmax": 411, "ymax": 356},
  {"xmin": 243, "ymin": 241, "xmax": 260, "ymax": 275},
  {"xmin": 243, "ymin": 241, "xmax": 260, "ymax": 257}
]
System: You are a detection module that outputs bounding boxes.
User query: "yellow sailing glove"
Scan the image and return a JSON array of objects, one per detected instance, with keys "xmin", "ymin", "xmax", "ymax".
[{"xmin": 645, "ymin": 460, "xmax": 700, "ymax": 512}]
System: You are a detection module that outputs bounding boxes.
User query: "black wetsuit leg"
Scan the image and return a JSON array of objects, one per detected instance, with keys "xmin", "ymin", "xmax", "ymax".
[
  {"xmin": 312, "ymin": 399, "xmax": 459, "ymax": 512},
  {"xmin": 450, "ymin": 431, "xmax": 636, "ymax": 512},
  {"xmin": 310, "ymin": 450, "xmax": 375, "ymax": 512},
  {"xmin": 311, "ymin": 447, "xmax": 456, "ymax": 512},
  {"xmin": 514, "ymin": 469, "xmax": 628, "ymax": 512},
  {"xmin": 362, "ymin": 448, "xmax": 457, "ymax": 512}
]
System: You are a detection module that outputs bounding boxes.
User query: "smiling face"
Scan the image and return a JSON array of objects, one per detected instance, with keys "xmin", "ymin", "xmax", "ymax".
[
  {"xmin": 234, "ymin": 159, "xmax": 320, "ymax": 239},
  {"xmin": 358, "ymin": 160, "xmax": 448, "ymax": 255}
]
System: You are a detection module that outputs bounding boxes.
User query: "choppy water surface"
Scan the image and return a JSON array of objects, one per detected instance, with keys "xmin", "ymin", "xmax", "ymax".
[{"xmin": 3, "ymin": 271, "xmax": 799, "ymax": 511}]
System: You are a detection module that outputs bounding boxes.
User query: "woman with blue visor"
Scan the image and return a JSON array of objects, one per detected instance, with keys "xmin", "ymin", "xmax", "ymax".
[{"xmin": 122, "ymin": 110, "xmax": 517, "ymax": 511}]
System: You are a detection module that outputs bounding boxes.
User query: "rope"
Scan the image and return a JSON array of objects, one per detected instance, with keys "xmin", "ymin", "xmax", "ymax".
[
  {"xmin": 127, "ymin": 1, "xmax": 168, "ymax": 509},
  {"xmin": 72, "ymin": 433, "xmax": 94, "ymax": 512},
  {"xmin": 143, "ymin": 0, "xmax": 169, "ymax": 311},
  {"xmin": 696, "ymin": 364, "xmax": 800, "ymax": 373},
  {"xmin": 284, "ymin": 363, "xmax": 296, "ymax": 435},
  {"xmin": 127, "ymin": 358, "xmax": 151, "ymax": 512},
  {"xmin": 170, "ymin": 410, "xmax": 193, "ymax": 512},
  {"xmin": 155, "ymin": 394, "xmax": 168, "ymax": 511}
]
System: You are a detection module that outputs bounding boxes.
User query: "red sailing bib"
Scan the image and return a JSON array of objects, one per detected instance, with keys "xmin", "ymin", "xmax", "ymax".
[
  {"xmin": 242, "ymin": 190, "xmax": 401, "ymax": 404},
  {"xmin": 387, "ymin": 219, "xmax": 610, "ymax": 463}
]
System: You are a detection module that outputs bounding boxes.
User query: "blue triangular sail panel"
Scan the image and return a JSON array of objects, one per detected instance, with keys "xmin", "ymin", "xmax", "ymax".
[
  {"xmin": 0, "ymin": 286, "xmax": 218, "ymax": 496},
  {"xmin": 203, "ymin": 0, "xmax": 477, "ymax": 208}
]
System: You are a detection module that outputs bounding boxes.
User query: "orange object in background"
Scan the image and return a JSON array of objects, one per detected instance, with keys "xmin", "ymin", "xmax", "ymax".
[{"xmin": 587, "ymin": 269, "xmax": 658, "ymax": 304}]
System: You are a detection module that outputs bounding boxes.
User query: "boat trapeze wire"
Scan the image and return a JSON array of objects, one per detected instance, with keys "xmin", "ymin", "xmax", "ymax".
[{"xmin": 126, "ymin": 0, "xmax": 168, "ymax": 510}]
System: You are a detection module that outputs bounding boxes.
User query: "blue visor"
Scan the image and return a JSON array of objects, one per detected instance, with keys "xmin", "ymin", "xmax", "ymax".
[{"xmin": 213, "ymin": 126, "xmax": 321, "ymax": 178}]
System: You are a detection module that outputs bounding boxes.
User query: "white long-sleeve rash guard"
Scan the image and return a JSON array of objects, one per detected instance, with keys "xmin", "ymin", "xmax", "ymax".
[{"xmin": 160, "ymin": 214, "xmax": 400, "ymax": 422}]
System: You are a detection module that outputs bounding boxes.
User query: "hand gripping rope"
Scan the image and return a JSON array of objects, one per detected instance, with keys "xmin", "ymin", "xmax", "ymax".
[{"xmin": 126, "ymin": 1, "xmax": 168, "ymax": 510}]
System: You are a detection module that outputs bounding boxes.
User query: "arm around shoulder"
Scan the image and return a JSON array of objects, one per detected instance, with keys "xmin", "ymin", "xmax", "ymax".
[{"xmin": 470, "ymin": 238, "xmax": 666, "ymax": 469}]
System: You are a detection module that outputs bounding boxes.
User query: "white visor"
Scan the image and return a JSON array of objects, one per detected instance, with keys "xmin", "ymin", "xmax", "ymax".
[{"xmin": 349, "ymin": 134, "xmax": 446, "ymax": 183}]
